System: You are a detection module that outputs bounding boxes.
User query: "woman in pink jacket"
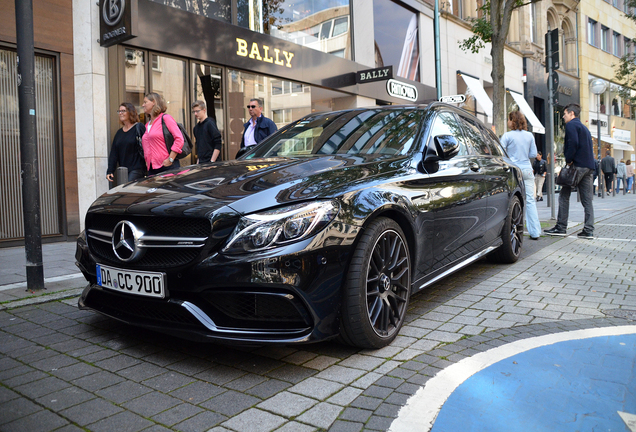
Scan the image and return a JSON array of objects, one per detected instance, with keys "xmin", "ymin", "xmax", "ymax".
[{"xmin": 141, "ymin": 92, "xmax": 184, "ymax": 175}]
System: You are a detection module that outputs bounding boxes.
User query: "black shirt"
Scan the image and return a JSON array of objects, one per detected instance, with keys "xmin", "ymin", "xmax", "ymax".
[
  {"xmin": 107, "ymin": 125, "xmax": 145, "ymax": 175},
  {"xmin": 193, "ymin": 117, "xmax": 222, "ymax": 163}
]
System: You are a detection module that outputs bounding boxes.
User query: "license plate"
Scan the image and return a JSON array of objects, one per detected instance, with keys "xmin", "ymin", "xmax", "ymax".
[{"xmin": 96, "ymin": 264, "xmax": 166, "ymax": 299}]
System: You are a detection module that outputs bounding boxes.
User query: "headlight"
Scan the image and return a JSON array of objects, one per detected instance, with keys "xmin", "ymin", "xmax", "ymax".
[{"xmin": 223, "ymin": 200, "xmax": 339, "ymax": 254}]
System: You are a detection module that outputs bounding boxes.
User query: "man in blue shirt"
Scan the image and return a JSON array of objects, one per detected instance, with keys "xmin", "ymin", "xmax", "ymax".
[
  {"xmin": 239, "ymin": 98, "xmax": 277, "ymax": 151},
  {"xmin": 545, "ymin": 104, "xmax": 595, "ymax": 239}
]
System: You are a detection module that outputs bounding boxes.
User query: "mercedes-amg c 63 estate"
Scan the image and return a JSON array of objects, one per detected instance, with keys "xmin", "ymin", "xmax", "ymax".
[{"xmin": 76, "ymin": 103, "xmax": 525, "ymax": 348}]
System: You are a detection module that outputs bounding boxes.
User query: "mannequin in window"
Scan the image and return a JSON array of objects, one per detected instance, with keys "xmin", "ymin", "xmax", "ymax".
[
  {"xmin": 600, "ymin": 101, "xmax": 606, "ymax": 114},
  {"xmin": 612, "ymin": 98, "xmax": 620, "ymax": 116}
]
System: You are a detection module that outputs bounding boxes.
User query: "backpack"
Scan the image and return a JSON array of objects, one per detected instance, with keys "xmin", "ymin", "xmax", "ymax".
[{"xmin": 161, "ymin": 114, "xmax": 193, "ymax": 160}]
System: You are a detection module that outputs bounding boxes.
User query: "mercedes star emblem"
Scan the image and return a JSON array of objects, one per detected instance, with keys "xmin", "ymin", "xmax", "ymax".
[{"xmin": 112, "ymin": 220, "xmax": 143, "ymax": 262}]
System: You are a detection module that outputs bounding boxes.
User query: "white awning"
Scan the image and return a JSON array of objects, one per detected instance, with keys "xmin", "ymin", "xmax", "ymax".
[
  {"xmin": 459, "ymin": 73, "xmax": 493, "ymax": 123},
  {"xmin": 508, "ymin": 90, "xmax": 545, "ymax": 134},
  {"xmin": 590, "ymin": 131, "xmax": 635, "ymax": 151}
]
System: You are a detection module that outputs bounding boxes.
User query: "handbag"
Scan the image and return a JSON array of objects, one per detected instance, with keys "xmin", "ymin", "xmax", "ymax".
[
  {"xmin": 161, "ymin": 115, "xmax": 193, "ymax": 160},
  {"xmin": 556, "ymin": 164, "xmax": 579, "ymax": 187}
]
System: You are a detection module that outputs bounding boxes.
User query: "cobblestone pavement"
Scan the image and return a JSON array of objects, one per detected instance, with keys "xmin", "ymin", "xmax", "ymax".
[{"xmin": 1, "ymin": 209, "xmax": 635, "ymax": 432}]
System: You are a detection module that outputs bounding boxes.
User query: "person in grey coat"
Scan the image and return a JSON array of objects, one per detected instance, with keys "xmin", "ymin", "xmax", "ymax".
[{"xmin": 616, "ymin": 159, "xmax": 627, "ymax": 192}]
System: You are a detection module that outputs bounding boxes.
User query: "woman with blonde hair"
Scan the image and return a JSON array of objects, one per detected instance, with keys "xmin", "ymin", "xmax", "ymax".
[
  {"xmin": 106, "ymin": 102, "xmax": 145, "ymax": 182},
  {"xmin": 141, "ymin": 92, "xmax": 184, "ymax": 175},
  {"xmin": 500, "ymin": 110, "xmax": 541, "ymax": 240},
  {"xmin": 626, "ymin": 159, "xmax": 634, "ymax": 193}
]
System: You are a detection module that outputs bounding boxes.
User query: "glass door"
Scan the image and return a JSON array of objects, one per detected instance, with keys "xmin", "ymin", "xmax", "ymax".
[{"xmin": 191, "ymin": 63, "xmax": 225, "ymax": 160}]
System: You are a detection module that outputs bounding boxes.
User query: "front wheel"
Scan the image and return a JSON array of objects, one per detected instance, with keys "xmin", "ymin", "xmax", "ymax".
[
  {"xmin": 339, "ymin": 218, "xmax": 411, "ymax": 349},
  {"xmin": 488, "ymin": 195, "xmax": 523, "ymax": 263}
]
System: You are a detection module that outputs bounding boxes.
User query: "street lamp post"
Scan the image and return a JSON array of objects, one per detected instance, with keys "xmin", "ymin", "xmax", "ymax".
[{"xmin": 589, "ymin": 79, "xmax": 607, "ymax": 198}]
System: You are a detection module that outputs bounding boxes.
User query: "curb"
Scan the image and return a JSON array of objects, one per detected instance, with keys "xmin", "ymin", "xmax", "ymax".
[{"xmin": 0, "ymin": 287, "xmax": 85, "ymax": 311}]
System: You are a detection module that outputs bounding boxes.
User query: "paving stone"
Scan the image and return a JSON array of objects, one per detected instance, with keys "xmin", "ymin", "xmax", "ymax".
[
  {"xmin": 14, "ymin": 375, "xmax": 71, "ymax": 399},
  {"xmin": 0, "ymin": 397, "xmax": 43, "ymax": 425},
  {"xmin": 93, "ymin": 354, "xmax": 142, "ymax": 371},
  {"xmin": 200, "ymin": 390, "xmax": 261, "ymax": 417},
  {"xmin": 316, "ymin": 365, "xmax": 367, "ymax": 385},
  {"xmin": 151, "ymin": 403, "xmax": 204, "ymax": 426},
  {"xmin": 327, "ymin": 420, "xmax": 363, "ymax": 432},
  {"xmin": 71, "ymin": 370, "xmax": 125, "ymax": 392},
  {"xmin": 0, "ymin": 406, "xmax": 68, "ymax": 432},
  {"xmin": 86, "ymin": 410, "xmax": 154, "ymax": 432},
  {"xmin": 257, "ymin": 391, "xmax": 317, "ymax": 417},
  {"xmin": 35, "ymin": 386, "xmax": 94, "ymax": 411},
  {"xmin": 116, "ymin": 362, "xmax": 165, "ymax": 382},
  {"xmin": 296, "ymin": 402, "xmax": 343, "ymax": 429},
  {"xmin": 95, "ymin": 380, "xmax": 153, "ymax": 404},
  {"xmin": 349, "ymin": 395, "xmax": 383, "ymax": 410},
  {"xmin": 339, "ymin": 407, "xmax": 373, "ymax": 423},
  {"xmin": 174, "ymin": 410, "xmax": 228, "ymax": 432},
  {"xmin": 221, "ymin": 408, "xmax": 286, "ymax": 432},
  {"xmin": 327, "ymin": 387, "xmax": 364, "ymax": 406},
  {"xmin": 194, "ymin": 365, "xmax": 247, "ymax": 386},
  {"xmin": 169, "ymin": 380, "xmax": 224, "ymax": 404},
  {"xmin": 142, "ymin": 371, "xmax": 194, "ymax": 392},
  {"xmin": 288, "ymin": 377, "xmax": 345, "ymax": 400},
  {"xmin": 122, "ymin": 391, "xmax": 182, "ymax": 417},
  {"xmin": 302, "ymin": 355, "xmax": 339, "ymax": 370},
  {"xmin": 273, "ymin": 421, "xmax": 318, "ymax": 432},
  {"xmin": 59, "ymin": 398, "xmax": 123, "ymax": 426}
]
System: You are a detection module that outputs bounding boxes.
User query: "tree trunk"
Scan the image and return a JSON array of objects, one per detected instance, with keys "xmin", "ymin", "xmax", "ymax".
[{"xmin": 490, "ymin": 42, "xmax": 506, "ymax": 136}]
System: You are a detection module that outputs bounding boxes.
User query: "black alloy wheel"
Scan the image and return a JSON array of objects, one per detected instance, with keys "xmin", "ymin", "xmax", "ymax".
[
  {"xmin": 489, "ymin": 195, "xmax": 523, "ymax": 263},
  {"xmin": 339, "ymin": 217, "xmax": 411, "ymax": 348}
]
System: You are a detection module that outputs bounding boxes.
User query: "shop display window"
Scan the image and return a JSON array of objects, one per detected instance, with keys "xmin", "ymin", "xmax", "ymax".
[
  {"xmin": 149, "ymin": 0, "xmax": 231, "ymax": 23},
  {"xmin": 373, "ymin": 0, "xmax": 420, "ymax": 82},
  {"xmin": 237, "ymin": 0, "xmax": 351, "ymax": 60}
]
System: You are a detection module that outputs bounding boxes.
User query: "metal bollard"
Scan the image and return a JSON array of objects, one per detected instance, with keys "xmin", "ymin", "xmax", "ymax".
[{"xmin": 115, "ymin": 166, "xmax": 129, "ymax": 186}]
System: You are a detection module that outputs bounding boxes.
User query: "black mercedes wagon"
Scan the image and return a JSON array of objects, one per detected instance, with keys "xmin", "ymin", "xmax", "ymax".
[{"xmin": 76, "ymin": 103, "xmax": 524, "ymax": 348}]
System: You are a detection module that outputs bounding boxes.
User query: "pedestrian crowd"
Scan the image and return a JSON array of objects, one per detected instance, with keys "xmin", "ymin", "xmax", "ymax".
[{"xmin": 106, "ymin": 93, "xmax": 277, "ymax": 183}]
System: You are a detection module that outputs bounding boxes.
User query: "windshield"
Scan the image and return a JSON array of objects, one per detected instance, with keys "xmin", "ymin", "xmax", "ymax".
[{"xmin": 245, "ymin": 108, "xmax": 426, "ymax": 159}]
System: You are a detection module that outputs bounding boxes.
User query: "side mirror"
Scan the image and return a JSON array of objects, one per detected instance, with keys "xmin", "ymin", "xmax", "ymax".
[{"xmin": 433, "ymin": 135, "xmax": 460, "ymax": 160}]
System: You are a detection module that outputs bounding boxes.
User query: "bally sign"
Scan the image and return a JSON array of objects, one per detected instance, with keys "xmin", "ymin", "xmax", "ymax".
[
  {"xmin": 356, "ymin": 66, "xmax": 392, "ymax": 84},
  {"xmin": 386, "ymin": 79, "xmax": 418, "ymax": 102},
  {"xmin": 99, "ymin": 0, "xmax": 137, "ymax": 47}
]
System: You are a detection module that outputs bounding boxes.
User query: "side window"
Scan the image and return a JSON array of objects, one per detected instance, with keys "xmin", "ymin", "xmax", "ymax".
[
  {"xmin": 480, "ymin": 126, "xmax": 504, "ymax": 156},
  {"xmin": 459, "ymin": 116, "xmax": 491, "ymax": 155},
  {"xmin": 427, "ymin": 112, "xmax": 468, "ymax": 156}
]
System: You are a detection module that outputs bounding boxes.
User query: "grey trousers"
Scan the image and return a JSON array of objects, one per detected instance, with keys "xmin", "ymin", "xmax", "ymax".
[{"xmin": 556, "ymin": 166, "xmax": 595, "ymax": 233}]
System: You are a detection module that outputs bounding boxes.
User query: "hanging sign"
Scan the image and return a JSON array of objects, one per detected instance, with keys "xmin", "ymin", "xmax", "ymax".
[{"xmin": 386, "ymin": 79, "xmax": 418, "ymax": 102}]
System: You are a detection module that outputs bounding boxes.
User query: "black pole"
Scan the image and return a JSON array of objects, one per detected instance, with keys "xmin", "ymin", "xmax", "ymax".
[{"xmin": 15, "ymin": 0, "xmax": 45, "ymax": 291}]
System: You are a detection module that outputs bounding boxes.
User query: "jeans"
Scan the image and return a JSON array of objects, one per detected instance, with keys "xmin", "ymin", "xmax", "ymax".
[
  {"xmin": 534, "ymin": 174, "xmax": 545, "ymax": 198},
  {"xmin": 148, "ymin": 161, "xmax": 179, "ymax": 176},
  {"xmin": 128, "ymin": 169, "xmax": 144, "ymax": 181},
  {"xmin": 556, "ymin": 166, "xmax": 594, "ymax": 233},
  {"xmin": 616, "ymin": 176, "xmax": 625, "ymax": 192},
  {"xmin": 522, "ymin": 169, "xmax": 541, "ymax": 238},
  {"xmin": 628, "ymin": 175, "xmax": 634, "ymax": 192}
]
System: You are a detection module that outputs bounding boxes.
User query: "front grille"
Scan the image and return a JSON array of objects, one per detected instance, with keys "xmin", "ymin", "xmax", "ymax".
[
  {"xmin": 202, "ymin": 291, "xmax": 312, "ymax": 329},
  {"xmin": 85, "ymin": 288, "xmax": 203, "ymax": 328},
  {"xmin": 86, "ymin": 213, "xmax": 210, "ymax": 269}
]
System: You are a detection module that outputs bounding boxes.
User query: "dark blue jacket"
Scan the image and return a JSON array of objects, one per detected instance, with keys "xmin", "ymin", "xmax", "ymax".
[
  {"xmin": 240, "ymin": 115, "xmax": 277, "ymax": 149},
  {"xmin": 564, "ymin": 118, "xmax": 595, "ymax": 170}
]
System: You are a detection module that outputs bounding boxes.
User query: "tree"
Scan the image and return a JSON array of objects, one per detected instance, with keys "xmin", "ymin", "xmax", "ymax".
[
  {"xmin": 614, "ymin": 0, "xmax": 636, "ymax": 109},
  {"xmin": 459, "ymin": 0, "xmax": 529, "ymax": 135}
]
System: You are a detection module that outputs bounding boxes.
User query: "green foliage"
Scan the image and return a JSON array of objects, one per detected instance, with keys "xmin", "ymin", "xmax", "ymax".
[
  {"xmin": 459, "ymin": 2, "xmax": 491, "ymax": 53},
  {"xmin": 613, "ymin": 0, "xmax": 636, "ymax": 106}
]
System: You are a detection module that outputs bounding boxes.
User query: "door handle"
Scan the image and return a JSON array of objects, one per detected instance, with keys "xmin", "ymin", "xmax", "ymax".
[{"xmin": 469, "ymin": 162, "xmax": 480, "ymax": 172}]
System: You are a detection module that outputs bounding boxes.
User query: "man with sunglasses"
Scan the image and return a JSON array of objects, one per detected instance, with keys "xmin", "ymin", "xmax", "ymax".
[{"xmin": 239, "ymin": 98, "xmax": 277, "ymax": 152}]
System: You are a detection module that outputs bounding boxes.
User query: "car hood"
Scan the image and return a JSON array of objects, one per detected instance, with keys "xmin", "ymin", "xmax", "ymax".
[{"xmin": 88, "ymin": 155, "xmax": 408, "ymax": 217}]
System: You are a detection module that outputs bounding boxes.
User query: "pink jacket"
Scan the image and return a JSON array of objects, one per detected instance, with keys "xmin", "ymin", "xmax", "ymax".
[{"xmin": 142, "ymin": 113, "xmax": 184, "ymax": 170}]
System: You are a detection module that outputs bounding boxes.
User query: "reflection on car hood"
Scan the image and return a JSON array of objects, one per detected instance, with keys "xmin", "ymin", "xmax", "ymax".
[{"xmin": 89, "ymin": 155, "xmax": 406, "ymax": 216}]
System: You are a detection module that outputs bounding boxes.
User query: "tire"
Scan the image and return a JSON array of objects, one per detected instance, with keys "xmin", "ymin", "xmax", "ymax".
[
  {"xmin": 339, "ymin": 217, "xmax": 411, "ymax": 349},
  {"xmin": 488, "ymin": 195, "xmax": 523, "ymax": 264}
]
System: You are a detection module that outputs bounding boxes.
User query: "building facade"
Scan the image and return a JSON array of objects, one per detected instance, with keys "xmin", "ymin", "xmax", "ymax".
[{"xmin": 0, "ymin": 0, "xmax": 79, "ymax": 246}]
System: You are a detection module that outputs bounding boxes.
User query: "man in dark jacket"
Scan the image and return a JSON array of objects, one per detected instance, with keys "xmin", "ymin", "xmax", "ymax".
[
  {"xmin": 545, "ymin": 104, "xmax": 595, "ymax": 239},
  {"xmin": 192, "ymin": 100, "xmax": 222, "ymax": 163},
  {"xmin": 532, "ymin": 152, "xmax": 547, "ymax": 201},
  {"xmin": 239, "ymin": 98, "xmax": 277, "ymax": 151},
  {"xmin": 600, "ymin": 150, "xmax": 616, "ymax": 193}
]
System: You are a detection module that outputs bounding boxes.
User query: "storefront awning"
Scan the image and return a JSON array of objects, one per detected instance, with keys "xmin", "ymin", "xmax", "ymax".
[
  {"xmin": 508, "ymin": 90, "xmax": 545, "ymax": 134},
  {"xmin": 459, "ymin": 73, "xmax": 492, "ymax": 123},
  {"xmin": 590, "ymin": 132, "xmax": 635, "ymax": 151}
]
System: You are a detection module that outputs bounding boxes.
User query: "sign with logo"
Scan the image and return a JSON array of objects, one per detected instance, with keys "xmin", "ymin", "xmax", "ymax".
[
  {"xmin": 439, "ymin": 95, "xmax": 466, "ymax": 103},
  {"xmin": 386, "ymin": 79, "xmax": 418, "ymax": 102},
  {"xmin": 236, "ymin": 38, "xmax": 295, "ymax": 68},
  {"xmin": 614, "ymin": 128, "xmax": 631, "ymax": 142},
  {"xmin": 356, "ymin": 66, "xmax": 392, "ymax": 84},
  {"xmin": 99, "ymin": 0, "xmax": 138, "ymax": 47}
]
